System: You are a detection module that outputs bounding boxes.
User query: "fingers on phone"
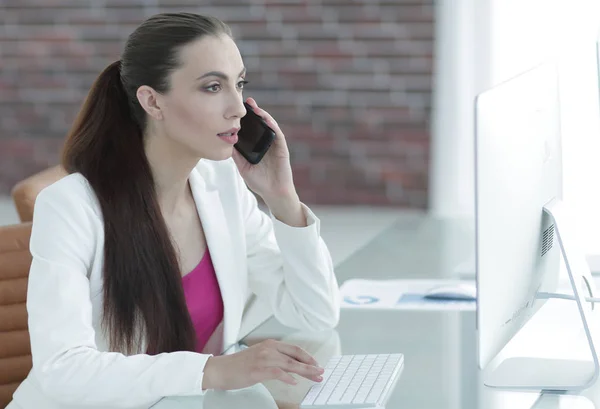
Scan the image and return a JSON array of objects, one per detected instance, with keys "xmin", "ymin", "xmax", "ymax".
[
  {"xmin": 245, "ymin": 99, "xmax": 271, "ymax": 121},
  {"xmin": 244, "ymin": 98, "xmax": 281, "ymax": 135}
]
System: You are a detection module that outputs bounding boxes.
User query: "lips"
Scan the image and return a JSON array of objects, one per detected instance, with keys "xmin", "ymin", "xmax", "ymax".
[
  {"xmin": 217, "ymin": 127, "xmax": 240, "ymax": 144},
  {"xmin": 218, "ymin": 127, "xmax": 240, "ymax": 136}
]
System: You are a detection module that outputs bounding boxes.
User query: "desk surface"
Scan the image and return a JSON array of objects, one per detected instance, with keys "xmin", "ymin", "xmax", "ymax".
[{"xmin": 155, "ymin": 216, "xmax": 599, "ymax": 409}]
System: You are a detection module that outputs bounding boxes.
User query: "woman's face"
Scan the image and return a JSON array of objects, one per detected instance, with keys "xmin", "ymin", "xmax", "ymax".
[{"xmin": 151, "ymin": 34, "xmax": 248, "ymax": 161}]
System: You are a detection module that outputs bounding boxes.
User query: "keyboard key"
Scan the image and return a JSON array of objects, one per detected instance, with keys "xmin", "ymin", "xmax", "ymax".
[
  {"xmin": 302, "ymin": 389, "xmax": 319, "ymax": 405},
  {"xmin": 300, "ymin": 353, "xmax": 404, "ymax": 408},
  {"xmin": 352, "ymin": 393, "xmax": 368, "ymax": 404},
  {"xmin": 341, "ymin": 389, "xmax": 358, "ymax": 404}
]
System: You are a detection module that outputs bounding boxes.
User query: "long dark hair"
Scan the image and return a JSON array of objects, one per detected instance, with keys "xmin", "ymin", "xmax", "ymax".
[{"xmin": 62, "ymin": 13, "xmax": 232, "ymax": 355}]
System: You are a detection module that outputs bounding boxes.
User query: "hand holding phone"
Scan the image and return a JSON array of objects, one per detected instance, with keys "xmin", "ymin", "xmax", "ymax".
[
  {"xmin": 231, "ymin": 98, "xmax": 298, "ymax": 205},
  {"xmin": 234, "ymin": 102, "xmax": 276, "ymax": 165}
]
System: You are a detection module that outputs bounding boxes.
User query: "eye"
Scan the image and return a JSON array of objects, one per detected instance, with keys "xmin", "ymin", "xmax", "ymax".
[
  {"xmin": 205, "ymin": 83, "xmax": 222, "ymax": 93},
  {"xmin": 237, "ymin": 80, "xmax": 249, "ymax": 90}
]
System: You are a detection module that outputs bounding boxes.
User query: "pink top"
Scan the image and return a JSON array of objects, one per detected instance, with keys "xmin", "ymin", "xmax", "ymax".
[{"xmin": 182, "ymin": 248, "xmax": 224, "ymax": 353}]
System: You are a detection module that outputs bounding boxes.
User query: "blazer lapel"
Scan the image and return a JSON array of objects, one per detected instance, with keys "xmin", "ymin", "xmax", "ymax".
[{"xmin": 188, "ymin": 162, "xmax": 242, "ymax": 353}]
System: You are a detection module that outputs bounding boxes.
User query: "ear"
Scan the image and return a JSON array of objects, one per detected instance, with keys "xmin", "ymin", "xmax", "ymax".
[{"xmin": 136, "ymin": 85, "xmax": 164, "ymax": 121}]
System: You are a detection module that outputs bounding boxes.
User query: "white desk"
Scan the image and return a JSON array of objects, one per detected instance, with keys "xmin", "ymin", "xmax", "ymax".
[{"xmin": 154, "ymin": 216, "xmax": 600, "ymax": 408}]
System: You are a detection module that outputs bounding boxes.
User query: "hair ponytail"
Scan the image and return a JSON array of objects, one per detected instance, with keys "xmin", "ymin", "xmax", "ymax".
[
  {"xmin": 62, "ymin": 59, "xmax": 196, "ymax": 354},
  {"xmin": 63, "ymin": 60, "xmax": 143, "ymax": 175}
]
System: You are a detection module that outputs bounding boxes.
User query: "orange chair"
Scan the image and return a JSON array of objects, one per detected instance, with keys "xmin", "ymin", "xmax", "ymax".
[
  {"xmin": 0, "ymin": 223, "xmax": 33, "ymax": 409},
  {"xmin": 11, "ymin": 165, "xmax": 67, "ymax": 223},
  {"xmin": 0, "ymin": 165, "xmax": 65, "ymax": 408}
]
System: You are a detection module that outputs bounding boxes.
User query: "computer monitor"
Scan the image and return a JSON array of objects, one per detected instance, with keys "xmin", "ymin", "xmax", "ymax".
[
  {"xmin": 475, "ymin": 62, "xmax": 600, "ymax": 391},
  {"xmin": 597, "ymin": 38, "xmax": 600, "ymax": 103}
]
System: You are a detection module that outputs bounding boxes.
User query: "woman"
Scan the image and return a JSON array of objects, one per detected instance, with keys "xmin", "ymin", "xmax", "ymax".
[{"xmin": 7, "ymin": 12, "xmax": 340, "ymax": 409}]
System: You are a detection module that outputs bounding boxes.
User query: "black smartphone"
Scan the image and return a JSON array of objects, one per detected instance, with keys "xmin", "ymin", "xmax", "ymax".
[{"xmin": 234, "ymin": 102, "xmax": 276, "ymax": 165}]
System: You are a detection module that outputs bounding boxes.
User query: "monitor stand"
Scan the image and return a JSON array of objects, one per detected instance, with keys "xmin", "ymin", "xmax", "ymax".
[{"xmin": 484, "ymin": 198, "xmax": 600, "ymax": 391}]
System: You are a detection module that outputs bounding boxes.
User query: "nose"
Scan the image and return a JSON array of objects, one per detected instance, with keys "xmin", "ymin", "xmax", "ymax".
[{"xmin": 226, "ymin": 94, "xmax": 247, "ymax": 120}]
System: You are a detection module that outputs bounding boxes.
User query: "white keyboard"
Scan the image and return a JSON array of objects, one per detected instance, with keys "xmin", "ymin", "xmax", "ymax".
[{"xmin": 300, "ymin": 353, "xmax": 404, "ymax": 408}]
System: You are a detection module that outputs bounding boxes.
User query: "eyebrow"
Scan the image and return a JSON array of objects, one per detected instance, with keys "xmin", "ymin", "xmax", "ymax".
[{"xmin": 196, "ymin": 67, "xmax": 246, "ymax": 81}]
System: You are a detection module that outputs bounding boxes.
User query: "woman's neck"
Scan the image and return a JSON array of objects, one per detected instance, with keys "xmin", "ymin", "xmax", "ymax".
[{"xmin": 144, "ymin": 131, "xmax": 200, "ymax": 217}]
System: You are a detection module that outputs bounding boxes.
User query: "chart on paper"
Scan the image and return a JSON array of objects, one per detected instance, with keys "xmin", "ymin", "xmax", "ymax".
[{"xmin": 340, "ymin": 279, "xmax": 476, "ymax": 311}]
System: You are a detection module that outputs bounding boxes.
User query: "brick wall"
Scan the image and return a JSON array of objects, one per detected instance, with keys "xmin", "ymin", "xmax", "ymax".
[{"xmin": 0, "ymin": 0, "xmax": 434, "ymax": 207}]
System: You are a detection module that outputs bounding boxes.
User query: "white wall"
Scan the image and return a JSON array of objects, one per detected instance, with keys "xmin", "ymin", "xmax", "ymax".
[
  {"xmin": 491, "ymin": 0, "xmax": 600, "ymax": 264},
  {"xmin": 430, "ymin": 0, "xmax": 600, "ymax": 264},
  {"xmin": 555, "ymin": 5, "xmax": 600, "ymax": 265}
]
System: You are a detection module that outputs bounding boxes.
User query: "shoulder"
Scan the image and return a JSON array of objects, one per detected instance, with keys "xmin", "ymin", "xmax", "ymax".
[
  {"xmin": 29, "ymin": 173, "xmax": 101, "ymax": 261},
  {"xmin": 34, "ymin": 172, "xmax": 102, "ymax": 220}
]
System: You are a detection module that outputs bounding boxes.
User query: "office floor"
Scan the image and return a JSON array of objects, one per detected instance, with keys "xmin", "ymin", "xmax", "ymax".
[{"xmin": 0, "ymin": 196, "xmax": 419, "ymax": 266}]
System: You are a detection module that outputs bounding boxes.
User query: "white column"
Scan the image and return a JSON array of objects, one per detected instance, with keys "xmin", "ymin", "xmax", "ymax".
[
  {"xmin": 428, "ymin": 0, "xmax": 492, "ymax": 219},
  {"xmin": 427, "ymin": 5, "xmax": 493, "ymax": 409}
]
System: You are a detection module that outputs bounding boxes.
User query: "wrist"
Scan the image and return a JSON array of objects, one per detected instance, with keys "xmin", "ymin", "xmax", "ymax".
[
  {"xmin": 202, "ymin": 356, "xmax": 225, "ymax": 391},
  {"xmin": 263, "ymin": 194, "xmax": 299, "ymax": 211},
  {"xmin": 264, "ymin": 194, "xmax": 306, "ymax": 228},
  {"xmin": 260, "ymin": 186, "xmax": 298, "ymax": 206}
]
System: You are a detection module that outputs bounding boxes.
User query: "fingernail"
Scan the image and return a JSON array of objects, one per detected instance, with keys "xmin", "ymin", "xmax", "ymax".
[
  {"xmin": 316, "ymin": 376, "xmax": 323, "ymax": 382},
  {"xmin": 317, "ymin": 367, "xmax": 325, "ymax": 373}
]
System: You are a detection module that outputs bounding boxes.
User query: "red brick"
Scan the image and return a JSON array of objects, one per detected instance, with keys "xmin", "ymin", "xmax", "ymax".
[{"xmin": 0, "ymin": 1, "xmax": 433, "ymax": 207}]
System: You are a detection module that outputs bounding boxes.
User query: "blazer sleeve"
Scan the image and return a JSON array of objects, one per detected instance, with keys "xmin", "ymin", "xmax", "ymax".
[
  {"xmin": 26, "ymin": 184, "xmax": 211, "ymax": 408},
  {"xmin": 236, "ymin": 172, "xmax": 341, "ymax": 332}
]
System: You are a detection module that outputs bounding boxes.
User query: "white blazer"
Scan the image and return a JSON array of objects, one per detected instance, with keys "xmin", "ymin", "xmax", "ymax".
[{"xmin": 9, "ymin": 158, "xmax": 340, "ymax": 409}]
